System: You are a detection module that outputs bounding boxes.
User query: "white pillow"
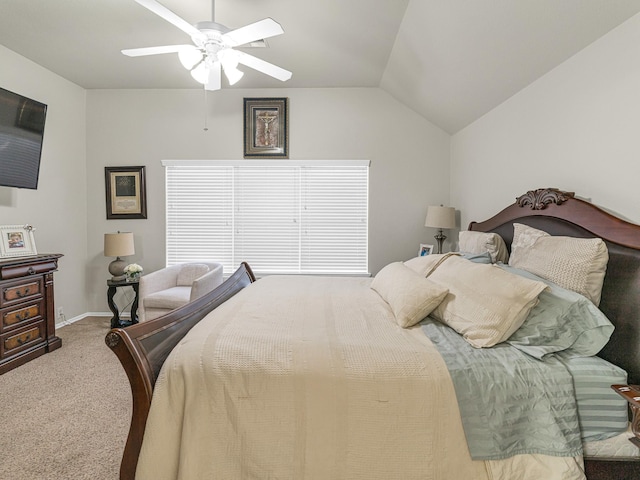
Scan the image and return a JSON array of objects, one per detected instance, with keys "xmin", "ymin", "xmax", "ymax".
[
  {"xmin": 427, "ymin": 255, "xmax": 548, "ymax": 348},
  {"xmin": 508, "ymin": 224, "xmax": 608, "ymax": 305},
  {"xmin": 371, "ymin": 262, "xmax": 449, "ymax": 328},
  {"xmin": 459, "ymin": 231, "xmax": 509, "ymax": 263},
  {"xmin": 509, "ymin": 223, "xmax": 549, "ymax": 266}
]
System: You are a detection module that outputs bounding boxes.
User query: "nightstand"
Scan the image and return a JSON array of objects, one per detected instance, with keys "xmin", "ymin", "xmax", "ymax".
[
  {"xmin": 612, "ymin": 384, "xmax": 640, "ymax": 449},
  {"xmin": 107, "ymin": 278, "xmax": 139, "ymax": 328}
]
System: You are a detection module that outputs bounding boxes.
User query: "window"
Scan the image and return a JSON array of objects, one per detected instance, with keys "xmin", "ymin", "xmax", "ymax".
[{"xmin": 163, "ymin": 160, "xmax": 369, "ymax": 276}]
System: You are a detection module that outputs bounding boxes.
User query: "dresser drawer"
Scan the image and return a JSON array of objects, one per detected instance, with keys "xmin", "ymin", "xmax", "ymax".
[
  {"xmin": 1, "ymin": 299, "xmax": 44, "ymax": 333},
  {"xmin": 0, "ymin": 277, "xmax": 43, "ymax": 308},
  {"xmin": 0, "ymin": 320, "xmax": 46, "ymax": 360},
  {"xmin": 0, "ymin": 258, "xmax": 58, "ymax": 280}
]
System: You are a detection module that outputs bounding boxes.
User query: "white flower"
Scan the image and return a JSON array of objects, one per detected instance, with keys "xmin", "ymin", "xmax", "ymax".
[{"xmin": 124, "ymin": 263, "xmax": 143, "ymax": 274}]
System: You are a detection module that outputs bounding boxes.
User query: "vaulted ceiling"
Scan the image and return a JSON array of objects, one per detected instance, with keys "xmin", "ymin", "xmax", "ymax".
[{"xmin": 2, "ymin": 0, "xmax": 640, "ymax": 133}]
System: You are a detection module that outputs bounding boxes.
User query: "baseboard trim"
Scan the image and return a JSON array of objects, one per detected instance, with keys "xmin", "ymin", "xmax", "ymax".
[{"xmin": 57, "ymin": 312, "xmax": 128, "ymax": 328}]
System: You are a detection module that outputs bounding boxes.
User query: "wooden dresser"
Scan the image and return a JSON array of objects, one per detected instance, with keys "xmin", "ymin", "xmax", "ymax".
[{"xmin": 0, "ymin": 254, "xmax": 63, "ymax": 375}]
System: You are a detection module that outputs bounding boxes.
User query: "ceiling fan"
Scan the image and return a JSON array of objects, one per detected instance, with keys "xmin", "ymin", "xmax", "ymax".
[{"xmin": 122, "ymin": 0, "xmax": 292, "ymax": 90}]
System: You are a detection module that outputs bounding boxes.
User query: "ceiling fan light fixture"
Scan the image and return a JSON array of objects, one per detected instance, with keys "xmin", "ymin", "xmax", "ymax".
[
  {"xmin": 190, "ymin": 62, "xmax": 210, "ymax": 84},
  {"xmin": 223, "ymin": 65, "xmax": 244, "ymax": 85},
  {"xmin": 126, "ymin": 0, "xmax": 291, "ymax": 90},
  {"xmin": 178, "ymin": 47, "xmax": 202, "ymax": 70}
]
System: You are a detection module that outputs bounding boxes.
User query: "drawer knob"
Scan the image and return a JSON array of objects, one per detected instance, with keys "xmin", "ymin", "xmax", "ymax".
[
  {"xmin": 16, "ymin": 287, "xmax": 30, "ymax": 298},
  {"xmin": 27, "ymin": 267, "xmax": 35, "ymax": 275}
]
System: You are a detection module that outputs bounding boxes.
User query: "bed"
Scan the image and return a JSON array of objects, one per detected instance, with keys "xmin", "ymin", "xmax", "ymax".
[{"xmin": 106, "ymin": 188, "xmax": 640, "ymax": 480}]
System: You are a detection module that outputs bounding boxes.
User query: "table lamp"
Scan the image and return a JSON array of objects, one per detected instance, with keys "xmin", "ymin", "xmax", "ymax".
[
  {"xmin": 104, "ymin": 232, "xmax": 135, "ymax": 281},
  {"xmin": 425, "ymin": 205, "xmax": 456, "ymax": 254}
]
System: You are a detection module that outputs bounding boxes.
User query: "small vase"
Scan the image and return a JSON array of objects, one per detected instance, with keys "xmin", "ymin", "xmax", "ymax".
[{"xmin": 126, "ymin": 274, "xmax": 139, "ymax": 283}]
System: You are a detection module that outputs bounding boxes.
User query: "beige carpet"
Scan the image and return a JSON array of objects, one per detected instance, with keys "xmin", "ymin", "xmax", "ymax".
[{"xmin": 0, "ymin": 317, "xmax": 130, "ymax": 480}]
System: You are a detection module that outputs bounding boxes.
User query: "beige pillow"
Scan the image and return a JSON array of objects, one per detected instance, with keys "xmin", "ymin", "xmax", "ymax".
[
  {"xmin": 459, "ymin": 230, "xmax": 509, "ymax": 263},
  {"xmin": 371, "ymin": 262, "xmax": 449, "ymax": 328},
  {"xmin": 404, "ymin": 253, "xmax": 458, "ymax": 277},
  {"xmin": 509, "ymin": 224, "xmax": 608, "ymax": 305},
  {"xmin": 509, "ymin": 223, "xmax": 549, "ymax": 266},
  {"xmin": 427, "ymin": 255, "xmax": 548, "ymax": 348}
]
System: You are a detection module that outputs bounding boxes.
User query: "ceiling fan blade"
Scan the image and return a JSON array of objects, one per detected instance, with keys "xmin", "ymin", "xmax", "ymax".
[
  {"xmin": 205, "ymin": 62, "xmax": 222, "ymax": 91},
  {"xmin": 122, "ymin": 44, "xmax": 193, "ymax": 57},
  {"xmin": 222, "ymin": 18, "xmax": 284, "ymax": 47},
  {"xmin": 235, "ymin": 51, "xmax": 292, "ymax": 82},
  {"xmin": 134, "ymin": 0, "xmax": 201, "ymax": 38}
]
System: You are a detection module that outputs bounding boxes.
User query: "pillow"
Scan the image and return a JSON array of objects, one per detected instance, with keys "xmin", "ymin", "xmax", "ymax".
[
  {"xmin": 459, "ymin": 251, "xmax": 492, "ymax": 264},
  {"xmin": 458, "ymin": 231, "xmax": 509, "ymax": 263},
  {"xmin": 508, "ymin": 223, "xmax": 608, "ymax": 305},
  {"xmin": 426, "ymin": 255, "xmax": 548, "ymax": 348},
  {"xmin": 371, "ymin": 262, "xmax": 449, "ymax": 328},
  {"xmin": 509, "ymin": 223, "xmax": 549, "ymax": 266},
  {"xmin": 176, "ymin": 263, "xmax": 210, "ymax": 286},
  {"xmin": 404, "ymin": 253, "xmax": 456, "ymax": 277},
  {"xmin": 499, "ymin": 265, "xmax": 614, "ymax": 359}
]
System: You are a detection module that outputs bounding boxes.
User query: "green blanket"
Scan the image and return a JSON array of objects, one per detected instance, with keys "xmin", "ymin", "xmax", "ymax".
[{"xmin": 421, "ymin": 319, "xmax": 583, "ymax": 460}]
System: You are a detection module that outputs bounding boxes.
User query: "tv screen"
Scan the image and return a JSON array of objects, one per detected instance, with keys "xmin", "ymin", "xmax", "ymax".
[{"xmin": 0, "ymin": 87, "xmax": 47, "ymax": 189}]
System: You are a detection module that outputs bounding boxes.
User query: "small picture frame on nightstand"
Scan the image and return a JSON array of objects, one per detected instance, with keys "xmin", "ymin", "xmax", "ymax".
[{"xmin": 419, "ymin": 244, "xmax": 434, "ymax": 256}]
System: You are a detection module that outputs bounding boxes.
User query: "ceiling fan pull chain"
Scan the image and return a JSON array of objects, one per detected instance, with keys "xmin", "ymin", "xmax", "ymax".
[{"xmin": 203, "ymin": 88, "xmax": 209, "ymax": 131}]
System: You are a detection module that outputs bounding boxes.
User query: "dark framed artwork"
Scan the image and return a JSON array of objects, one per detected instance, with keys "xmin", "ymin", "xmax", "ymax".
[
  {"xmin": 243, "ymin": 97, "xmax": 289, "ymax": 158},
  {"xmin": 105, "ymin": 166, "xmax": 147, "ymax": 219}
]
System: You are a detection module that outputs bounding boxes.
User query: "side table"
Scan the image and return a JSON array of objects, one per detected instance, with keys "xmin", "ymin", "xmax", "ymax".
[{"xmin": 107, "ymin": 278, "xmax": 139, "ymax": 329}]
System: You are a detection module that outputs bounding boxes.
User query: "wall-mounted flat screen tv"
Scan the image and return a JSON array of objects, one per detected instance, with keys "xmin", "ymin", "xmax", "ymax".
[{"xmin": 0, "ymin": 87, "xmax": 47, "ymax": 189}]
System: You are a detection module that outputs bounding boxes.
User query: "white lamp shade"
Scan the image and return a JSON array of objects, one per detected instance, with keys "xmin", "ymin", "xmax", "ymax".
[
  {"xmin": 223, "ymin": 65, "xmax": 244, "ymax": 85},
  {"xmin": 424, "ymin": 206, "xmax": 456, "ymax": 229},
  {"xmin": 104, "ymin": 232, "xmax": 135, "ymax": 257},
  {"xmin": 190, "ymin": 63, "xmax": 210, "ymax": 84},
  {"xmin": 178, "ymin": 47, "xmax": 202, "ymax": 70}
]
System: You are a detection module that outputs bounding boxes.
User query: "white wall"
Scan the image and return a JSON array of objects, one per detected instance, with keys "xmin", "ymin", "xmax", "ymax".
[
  {"xmin": 0, "ymin": 46, "xmax": 87, "ymax": 323},
  {"xmin": 86, "ymin": 87, "xmax": 450, "ymax": 311},
  {"xmin": 451, "ymin": 13, "xmax": 640, "ymax": 230}
]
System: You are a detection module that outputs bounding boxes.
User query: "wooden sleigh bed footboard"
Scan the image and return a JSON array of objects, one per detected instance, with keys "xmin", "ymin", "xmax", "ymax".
[{"xmin": 105, "ymin": 262, "xmax": 256, "ymax": 480}]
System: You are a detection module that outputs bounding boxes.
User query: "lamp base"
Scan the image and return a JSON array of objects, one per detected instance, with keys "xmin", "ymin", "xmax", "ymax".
[
  {"xmin": 434, "ymin": 230, "xmax": 447, "ymax": 254},
  {"xmin": 108, "ymin": 257, "xmax": 127, "ymax": 282}
]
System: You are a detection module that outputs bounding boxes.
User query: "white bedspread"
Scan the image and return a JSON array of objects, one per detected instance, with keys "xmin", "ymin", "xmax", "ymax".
[{"xmin": 136, "ymin": 275, "xmax": 585, "ymax": 480}]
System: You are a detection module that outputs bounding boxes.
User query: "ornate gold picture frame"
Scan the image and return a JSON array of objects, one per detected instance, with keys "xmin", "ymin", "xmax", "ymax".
[{"xmin": 243, "ymin": 97, "xmax": 289, "ymax": 158}]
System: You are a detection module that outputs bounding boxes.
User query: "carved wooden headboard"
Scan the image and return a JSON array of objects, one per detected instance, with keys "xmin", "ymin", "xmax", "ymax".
[{"xmin": 469, "ymin": 188, "xmax": 640, "ymax": 384}]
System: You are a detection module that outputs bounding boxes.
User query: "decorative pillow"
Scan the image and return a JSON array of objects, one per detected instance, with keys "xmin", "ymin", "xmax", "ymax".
[
  {"xmin": 499, "ymin": 265, "xmax": 614, "ymax": 359},
  {"xmin": 371, "ymin": 262, "xmax": 449, "ymax": 328},
  {"xmin": 508, "ymin": 223, "xmax": 608, "ymax": 305},
  {"xmin": 426, "ymin": 255, "xmax": 548, "ymax": 348},
  {"xmin": 458, "ymin": 231, "xmax": 509, "ymax": 263},
  {"xmin": 176, "ymin": 263, "xmax": 210, "ymax": 286}
]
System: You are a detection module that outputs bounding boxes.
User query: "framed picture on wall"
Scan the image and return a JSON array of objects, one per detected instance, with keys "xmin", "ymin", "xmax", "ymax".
[
  {"xmin": 243, "ymin": 97, "xmax": 289, "ymax": 158},
  {"xmin": 0, "ymin": 224, "xmax": 37, "ymax": 258},
  {"xmin": 105, "ymin": 166, "xmax": 147, "ymax": 219},
  {"xmin": 419, "ymin": 244, "xmax": 434, "ymax": 256}
]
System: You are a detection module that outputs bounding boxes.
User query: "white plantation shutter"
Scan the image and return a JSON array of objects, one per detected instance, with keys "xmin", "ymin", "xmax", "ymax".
[{"xmin": 163, "ymin": 160, "xmax": 369, "ymax": 276}]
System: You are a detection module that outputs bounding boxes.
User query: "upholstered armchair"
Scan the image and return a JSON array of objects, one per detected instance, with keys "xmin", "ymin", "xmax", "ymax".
[{"xmin": 138, "ymin": 262, "xmax": 224, "ymax": 322}]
